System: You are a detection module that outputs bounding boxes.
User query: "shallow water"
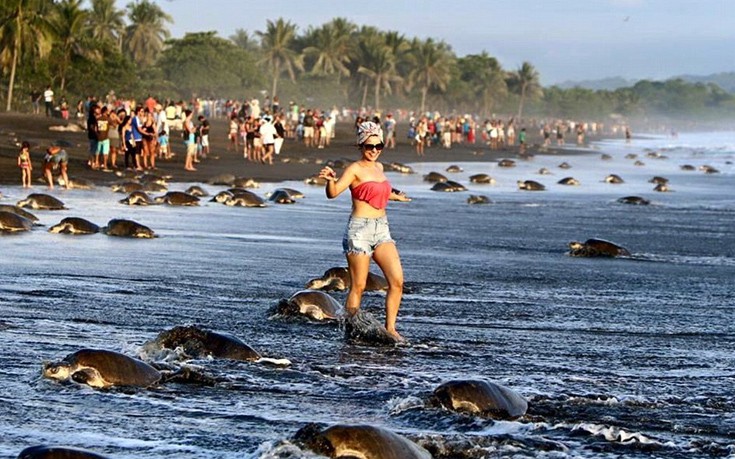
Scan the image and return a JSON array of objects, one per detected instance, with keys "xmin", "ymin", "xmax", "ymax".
[{"xmin": 1, "ymin": 132, "xmax": 734, "ymax": 458}]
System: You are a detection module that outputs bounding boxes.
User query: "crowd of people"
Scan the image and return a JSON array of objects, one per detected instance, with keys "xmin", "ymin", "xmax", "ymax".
[{"xmin": 21, "ymin": 85, "xmax": 639, "ymax": 190}]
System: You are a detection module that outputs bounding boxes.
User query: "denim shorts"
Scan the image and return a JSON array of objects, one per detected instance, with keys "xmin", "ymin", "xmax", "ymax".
[{"xmin": 342, "ymin": 216, "xmax": 394, "ymax": 256}]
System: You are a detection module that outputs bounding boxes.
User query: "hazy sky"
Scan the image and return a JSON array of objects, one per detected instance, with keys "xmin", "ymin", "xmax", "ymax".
[{"xmin": 119, "ymin": 0, "xmax": 735, "ymax": 85}]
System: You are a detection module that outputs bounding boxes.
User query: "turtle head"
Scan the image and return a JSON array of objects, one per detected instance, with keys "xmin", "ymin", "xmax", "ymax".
[
  {"xmin": 305, "ymin": 278, "xmax": 328, "ymax": 290},
  {"xmin": 135, "ymin": 228, "xmax": 155, "ymax": 238},
  {"xmin": 42, "ymin": 361, "xmax": 72, "ymax": 381},
  {"xmin": 568, "ymin": 241, "xmax": 584, "ymax": 250}
]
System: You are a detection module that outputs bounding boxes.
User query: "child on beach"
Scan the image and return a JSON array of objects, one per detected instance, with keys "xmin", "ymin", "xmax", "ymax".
[{"xmin": 17, "ymin": 142, "xmax": 33, "ymax": 188}]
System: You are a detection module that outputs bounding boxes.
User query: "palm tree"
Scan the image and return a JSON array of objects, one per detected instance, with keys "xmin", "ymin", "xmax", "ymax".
[
  {"xmin": 302, "ymin": 22, "xmax": 352, "ymax": 82},
  {"xmin": 230, "ymin": 28, "xmax": 259, "ymax": 52},
  {"xmin": 0, "ymin": 0, "xmax": 54, "ymax": 111},
  {"xmin": 352, "ymin": 30, "xmax": 403, "ymax": 110},
  {"xmin": 88, "ymin": 0, "xmax": 125, "ymax": 50},
  {"xmin": 382, "ymin": 30, "xmax": 411, "ymax": 97},
  {"xmin": 406, "ymin": 38, "xmax": 455, "ymax": 114},
  {"xmin": 510, "ymin": 61, "xmax": 542, "ymax": 120},
  {"xmin": 48, "ymin": 0, "xmax": 96, "ymax": 91},
  {"xmin": 256, "ymin": 18, "xmax": 303, "ymax": 100},
  {"xmin": 124, "ymin": 0, "xmax": 172, "ymax": 67},
  {"xmin": 462, "ymin": 52, "xmax": 507, "ymax": 117}
]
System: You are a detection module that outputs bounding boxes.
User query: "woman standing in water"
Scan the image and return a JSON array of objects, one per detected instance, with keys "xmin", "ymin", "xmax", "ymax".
[{"xmin": 319, "ymin": 121, "xmax": 410, "ymax": 342}]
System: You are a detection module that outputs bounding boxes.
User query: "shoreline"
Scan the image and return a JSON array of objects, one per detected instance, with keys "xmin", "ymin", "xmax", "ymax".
[{"xmin": 0, "ymin": 112, "xmax": 596, "ymax": 188}]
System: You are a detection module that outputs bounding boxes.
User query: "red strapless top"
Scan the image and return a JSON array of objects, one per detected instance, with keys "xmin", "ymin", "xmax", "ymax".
[{"xmin": 350, "ymin": 180, "xmax": 391, "ymax": 210}]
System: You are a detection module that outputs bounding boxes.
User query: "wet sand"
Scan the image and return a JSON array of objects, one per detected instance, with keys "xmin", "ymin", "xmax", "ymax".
[{"xmin": 0, "ymin": 112, "xmax": 588, "ymax": 188}]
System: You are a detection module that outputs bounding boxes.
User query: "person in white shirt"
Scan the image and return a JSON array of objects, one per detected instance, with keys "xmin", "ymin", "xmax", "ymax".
[
  {"xmin": 43, "ymin": 86, "xmax": 54, "ymax": 117},
  {"xmin": 259, "ymin": 116, "xmax": 277, "ymax": 165}
]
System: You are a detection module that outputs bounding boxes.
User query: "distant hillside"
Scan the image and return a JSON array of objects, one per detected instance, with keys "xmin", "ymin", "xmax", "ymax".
[
  {"xmin": 554, "ymin": 77, "xmax": 635, "ymax": 91},
  {"xmin": 675, "ymin": 72, "xmax": 735, "ymax": 93},
  {"xmin": 554, "ymin": 72, "xmax": 735, "ymax": 93}
]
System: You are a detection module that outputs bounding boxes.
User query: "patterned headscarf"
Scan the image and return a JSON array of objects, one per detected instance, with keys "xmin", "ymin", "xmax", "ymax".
[{"xmin": 357, "ymin": 121, "xmax": 384, "ymax": 145}]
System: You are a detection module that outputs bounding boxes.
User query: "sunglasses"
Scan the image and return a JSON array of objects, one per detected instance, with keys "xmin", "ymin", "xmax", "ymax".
[{"xmin": 363, "ymin": 143, "xmax": 385, "ymax": 151}]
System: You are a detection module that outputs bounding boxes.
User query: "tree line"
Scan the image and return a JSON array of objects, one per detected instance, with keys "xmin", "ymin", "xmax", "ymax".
[{"xmin": 2, "ymin": 0, "xmax": 734, "ymax": 122}]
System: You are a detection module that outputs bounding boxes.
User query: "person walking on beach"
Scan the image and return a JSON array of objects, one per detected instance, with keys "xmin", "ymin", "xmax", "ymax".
[
  {"xmin": 259, "ymin": 115, "xmax": 276, "ymax": 165},
  {"xmin": 318, "ymin": 121, "xmax": 411, "ymax": 342},
  {"xmin": 43, "ymin": 146, "xmax": 69, "ymax": 189},
  {"xmin": 17, "ymin": 142, "xmax": 33, "ymax": 188},
  {"xmin": 183, "ymin": 109, "xmax": 197, "ymax": 171},
  {"xmin": 43, "ymin": 86, "xmax": 54, "ymax": 117}
]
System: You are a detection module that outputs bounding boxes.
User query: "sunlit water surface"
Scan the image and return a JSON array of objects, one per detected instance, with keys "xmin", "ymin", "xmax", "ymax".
[{"xmin": 1, "ymin": 132, "xmax": 734, "ymax": 458}]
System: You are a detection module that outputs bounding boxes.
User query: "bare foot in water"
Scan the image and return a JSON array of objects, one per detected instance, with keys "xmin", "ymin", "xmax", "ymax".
[{"xmin": 386, "ymin": 329, "xmax": 405, "ymax": 343}]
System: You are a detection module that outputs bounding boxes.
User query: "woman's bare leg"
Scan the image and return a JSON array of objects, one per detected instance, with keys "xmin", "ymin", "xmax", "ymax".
[
  {"xmin": 372, "ymin": 242, "xmax": 404, "ymax": 340},
  {"xmin": 345, "ymin": 253, "xmax": 371, "ymax": 316}
]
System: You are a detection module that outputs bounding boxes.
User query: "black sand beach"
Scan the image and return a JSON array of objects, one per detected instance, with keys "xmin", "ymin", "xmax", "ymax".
[{"xmin": 0, "ymin": 112, "xmax": 586, "ymax": 188}]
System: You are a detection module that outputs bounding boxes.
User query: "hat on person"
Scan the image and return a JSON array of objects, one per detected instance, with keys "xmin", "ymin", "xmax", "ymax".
[{"xmin": 357, "ymin": 121, "xmax": 384, "ymax": 145}]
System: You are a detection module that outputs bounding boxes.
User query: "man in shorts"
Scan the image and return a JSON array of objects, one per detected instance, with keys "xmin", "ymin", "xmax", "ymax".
[
  {"xmin": 95, "ymin": 106, "xmax": 111, "ymax": 170},
  {"xmin": 302, "ymin": 109, "xmax": 315, "ymax": 147}
]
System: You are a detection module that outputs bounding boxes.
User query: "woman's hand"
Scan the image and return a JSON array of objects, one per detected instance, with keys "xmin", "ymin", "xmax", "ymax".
[
  {"xmin": 390, "ymin": 188, "xmax": 412, "ymax": 202},
  {"xmin": 319, "ymin": 166, "xmax": 337, "ymax": 182}
]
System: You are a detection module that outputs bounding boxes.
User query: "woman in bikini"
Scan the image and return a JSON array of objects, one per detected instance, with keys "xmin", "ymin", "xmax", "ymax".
[
  {"xmin": 17, "ymin": 141, "xmax": 33, "ymax": 188},
  {"xmin": 319, "ymin": 121, "xmax": 411, "ymax": 342}
]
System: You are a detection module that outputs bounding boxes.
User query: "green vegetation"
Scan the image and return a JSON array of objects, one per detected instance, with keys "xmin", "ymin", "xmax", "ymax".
[{"xmin": 1, "ymin": 1, "xmax": 734, "ymax": 122}]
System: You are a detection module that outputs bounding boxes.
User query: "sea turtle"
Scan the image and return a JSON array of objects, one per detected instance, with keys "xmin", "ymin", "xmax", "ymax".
[
  {"xmin": 42, "ymin": 349, "xmax": 161, "ymax": 388},
  {"xmin": 431, "ymin": 181, "xmax": 466, "ymax": 192},
  {"xmin": 273, "ymin": 290, "xmax": 344, "ymax": 321},
  {"xmin": 16, "ymin": 193, "xmax": 66, "ymax": 210},
  {"xmin": 430, "ymin": 379, "xmax": 528, "ymax": 420},
  {"xmin": 649, "ymin": 176, "xmax": 669, "ymax": 185},
  {"xmin": 154, "ymin": 191, "xmax": 200, "ymax": 206},
  {"xmin": 49, "ymin": 217, "xmax": 100, "ymax": 235},
  {"xmin": 305, "ymin": 267, "xmax": 388, "ymax": 292},
  {"xmin": 267, "ymin": 189, "xmax": 296, "ymax": 204},
  {"xmin": 0, "ymin": 211, "xmax": 33, "ymax": 232},
  {"xmin": 387, "ymin": 162, "xmax": 415, "ymax": 174},
  {"xmin": 568, "ymin": 238, "xmax": 631, "ymax": 257},
  {"xmin": 184, "ymin": 185, "xmax": 209, "ymax": 197},
  {"xmin": 604, "ymin": 174, "xmax": 624, "ymax": 184},
  {"xmin": 469, "ymin": 174, "xmax": 495, "ymax": 184},
  {"xmin": 700, "ymin": 165, "xmax": 720, "ymax": 174},
  {"xmin": 119, "ymin": 191, "xmax": 154, "ymax": 206},
  {"xmin": 223, "ymin": 191, "xmax": 266, "ymax": 207},
  {"xmin": 423, "ymin": 171, "xmax": 448, "ymax": 183},
  {"xmin": 467, "ymin": 195, "xmax": 492, "ymax": 205},
  {"xmin": 142, "ymin": 182, "xmax": 168, "ymax": 193},
  {"xmin": 617, "ymin": 196, "xmax": 650, "ymax": 205},
  {"xmin": 18, "ymin": 445, "xmax": 110, "ymax": 459},
  {"xmin": 517, "ymin": 180, "xmax": 545, "ymax": 191},
  {"xmin": 294, "ymin": 423, "xmax": 431, "ymax": 459},
  {"xmin": 0, "ymin": 204, "xmax": 39, "ymax": 222},
  {"xmin": 232, "ymin": 177, "xmax": 260, "ymax": 188},
  {"xmin": 102, "ymin": 219, "xmax": 155, "ymax": 238},
  {"xmin": 206, "ymin": 173, "xmax": 236, "ymax": 186},
  {"xmin": 210, "ymin": 191, "xmax": 234, "ymax": 203},
  {"xmin": 557, "ymin": 177, "xmax": 581, "ymax": 186},
  {"xmin": 147, "ymin": 325, "xmax": 262, "ymax": 362}
]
